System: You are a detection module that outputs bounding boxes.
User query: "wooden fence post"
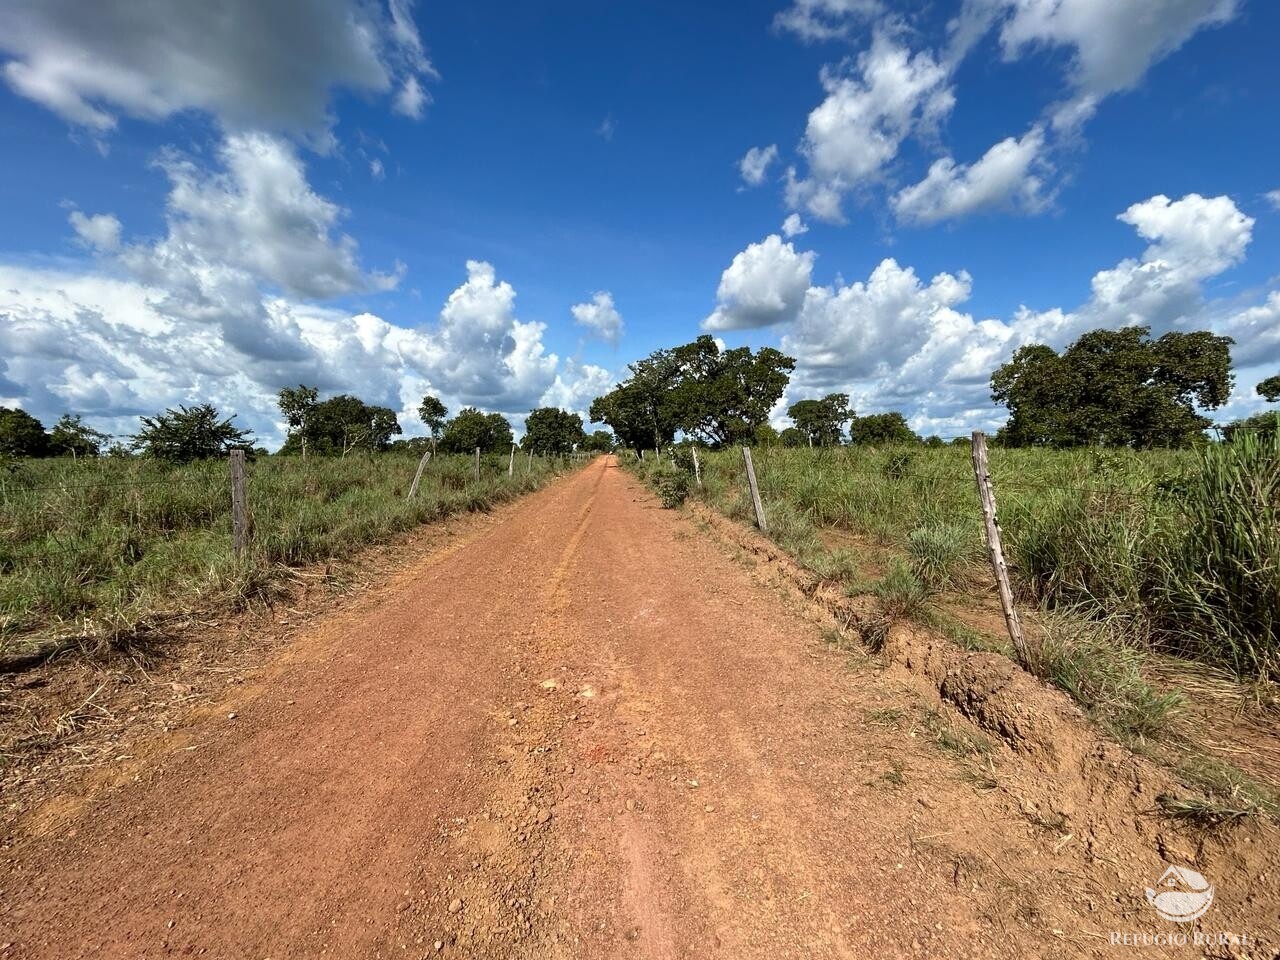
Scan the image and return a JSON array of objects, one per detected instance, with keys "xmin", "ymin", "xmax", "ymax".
[
  {"xmin": 741, "ymin": 446, "xmax": 768, "ymax": 534},
  {"xmin": 229, "ymin": 449, "xmax": 249, "ymax": 558},
  {"xmin": 691, "ymin": 445, "xmax": 702, "ymax": 487},
  {"xmin": 406, "ymin": 449, "xmax": 432, "ymax": 501},
  {"xmin": 970, "ymin": 431, "xmax": 1029, "ymax": 667},
  {"xmin": 474, "ymin": 446, "xmax": 481, "ymax": 482},
  {"xmin": 508, "ymin": 443, "xmax": 517, "ymax": 478},
  {"xmin": 527, "ymin": 449, "xmax": 533, "ymax": 473}
]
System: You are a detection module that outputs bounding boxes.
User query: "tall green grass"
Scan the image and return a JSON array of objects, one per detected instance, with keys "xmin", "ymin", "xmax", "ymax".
[
  {"xmin": 0, "ymin": 452, "xmax": 572, "ymax": 652},
  {"xmin": 660, "ymin": 438, "xmax": 1277, "ymax": 681}
]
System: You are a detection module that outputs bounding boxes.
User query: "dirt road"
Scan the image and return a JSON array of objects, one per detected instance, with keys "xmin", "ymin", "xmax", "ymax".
[{"xmin": 3, "ymin": 457, "xmax": 1275, "ymax": 958}]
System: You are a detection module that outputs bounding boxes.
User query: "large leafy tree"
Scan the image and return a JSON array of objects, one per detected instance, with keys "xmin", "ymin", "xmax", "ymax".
[
  {"xmin": 992, "ymin": 326, "xmax": 1233, "ymax": 448},
  {"xmin": 848, "ymin": 412, "xmax": 919, "ymax": 445},
  {"xmin": 50, "ymin": 414, "xmax": 110, "ymax": 458},
  {"xmin": 590, "ymin": 346, "xmax": 684, "ymax": 453},
  {"xmin": 439, "ymin": 408, "xmax": 513, "ymax": 454},
  {"xmin": 579, "ymin": 430, "xmax": 616, "ymax": 453},
  {"xmin": 277, "ymin": 384, "xmax": 319, "ymax": 454},
  {"xmin": 132, "ymin": 403, "xmax": 253, "ymax": 462},
  {"xmin": 779, "ymin": 426, "xmax": 807, "ymax": 448},
  {"xmin": 418, "ymin": 395, "xmax": 448, "ymax": 441},
  {"xmin": 669, "ymin": 336, "xmax": 795, "ymax": 446},
  {"xmin": 590, "ymin": 335, "xmax": 794, "ymax": 451},
  {"xmin": 0, "ymin": 407, "xmax": 50, "ymax": 457},
  {"xmin": 523, "ymin": 407, "xmax": 585, "ymax": 455},
  {"xmin": 1258, "ymin": 375, "xmax": 1280, "ymax": 403},
  {"xmin": 278, "ymin": 394, "xmax": 401, "ymax": 456},
  {"xmin": 788, "ymin": 393, "xmax": 852, "ymax": 447}
]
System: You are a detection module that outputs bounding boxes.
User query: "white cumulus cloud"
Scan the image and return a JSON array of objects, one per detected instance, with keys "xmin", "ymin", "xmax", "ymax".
[
  {"xmin": 703, "ymin": 235, "xmax": 816, "ymax": 331},
  {"xmin": 787, "ymin": 33, "xmax": 954, "ymax": 222},
  {"xmin": 993, "ymin": 0, "xmax": 1238, "ymax": 129},
  {"xmin": 893, "ymin": 126, "xmax": 1050, "ymax": 224},
  {"xmin": 68, "ymin": 210, "xmax": 123, "ymax": 252},
  {"xmin": 571, "ymin": 292, "xmax": 625, "ymax": 345},
  {"xmin": 782, "ymin": 213, "xmax": 809, "ymax": 237},
  {"xmin": 739, "ymin": 144, "xmax": 779, "ymax": 187}
]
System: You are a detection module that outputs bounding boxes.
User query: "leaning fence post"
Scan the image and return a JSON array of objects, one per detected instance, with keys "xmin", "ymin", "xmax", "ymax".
[
  {"xmin": 970, "ymin": 431, "xmax": 1028, "ymax": 667},
  {"xmin": 508, "ymin": 442, "xmax": 516, "ymax": 478},
  {"xmin": 741, "ymin": 446, "xmax": 768, "ymax": 533},
  {"xmin": 691, "ymin": 445, "xmax": 702, "ymax": 487},
  {"xmin": 407, "ymin": 449, "xmax": 432, "ymax": 501},
  {"xmin": 229, "ymin": 449, "xmax": 249, "ymax": 558},
  {"xmin": 474, "ymin": 446, "xmax": 481, "ymax": 482}
]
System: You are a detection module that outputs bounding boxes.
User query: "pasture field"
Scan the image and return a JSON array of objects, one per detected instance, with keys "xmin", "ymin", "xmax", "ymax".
[
  {"xmin": 0, "ymin": 451, "xmax": 571, "ymax": 656},
  {"xmin": 647, "ymin": 437, "xmax": 1278, "ymax": 681}
]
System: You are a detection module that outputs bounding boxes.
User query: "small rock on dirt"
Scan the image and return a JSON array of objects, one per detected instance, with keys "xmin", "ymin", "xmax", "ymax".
[{"xmin": 447, "ymin": 898, "xmax": 463, "ymax": 914}]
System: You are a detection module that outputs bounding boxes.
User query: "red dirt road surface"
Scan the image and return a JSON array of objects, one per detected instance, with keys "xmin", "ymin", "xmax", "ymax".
[{"xmin": 3, "ymin": 456, "xmax": 1277, "ymax": 958}]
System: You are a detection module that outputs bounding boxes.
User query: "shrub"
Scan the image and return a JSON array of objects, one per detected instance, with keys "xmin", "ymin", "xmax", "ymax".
[{"xmin": 654, "ymin": 470, "xmax": 690, "ymax": 508}]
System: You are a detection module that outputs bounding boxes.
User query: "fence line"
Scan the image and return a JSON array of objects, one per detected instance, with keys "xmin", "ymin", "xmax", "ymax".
[{"xmin": 3, "ymin": 448, "xmax": 585, "ymax": 566}]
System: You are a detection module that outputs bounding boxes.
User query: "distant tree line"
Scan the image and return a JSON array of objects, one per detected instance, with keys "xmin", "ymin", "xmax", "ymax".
[
  {"xmin": 0, "ymin": 389, "xmax": 618, "ymax": 464},
  {"xmin": 2, "ymin": 324, "xmax": 1274, "ymax": 462}
]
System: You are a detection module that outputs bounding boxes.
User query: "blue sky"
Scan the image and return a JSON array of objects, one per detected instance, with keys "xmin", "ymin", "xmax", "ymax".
[{"xmin": 1, "ymin": 0, "xmax": 1278, "ymax": 445}]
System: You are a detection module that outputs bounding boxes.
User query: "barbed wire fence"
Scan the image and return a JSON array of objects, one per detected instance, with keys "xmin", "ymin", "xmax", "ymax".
[{"xmin": 1, "ymin": 446, "xmax": 584, "ymax": 567}]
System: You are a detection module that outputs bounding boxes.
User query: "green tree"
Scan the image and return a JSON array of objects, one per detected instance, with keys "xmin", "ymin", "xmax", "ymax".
[
  {"xmin": 788, "ymin": 393, "xmax": 852, "ymax": 447},
  {"xmin": 0, "ymin": 407, "xmax": 50, "ymax": 457},
  {"xmin": 277, "ymin": 385, "xmax": 319, "ymax": 455},
  {"xmin": 523, "ymin": 407, "xmax": 585, "ymax": 455},
  {"xmin": 49, "ymin": 414, "xmax": 110, "ymax": 458},
  {"xmin": 279, "ymin": 394, "xmax": 401, "ymax": 456},
  {"xmin": 590, "ymin": 347, "xmax": 684, "ymax": 453},
  {"xmin": 992, "ymin": 326, "xmax": 1233, "ymax": 447},
  {"xmin": 418, "ymin": 394, "xmax": 448, "ymax": 442},
  {"xmin": 1258, "ymin": 375, "xmax": 1280, "ymax": 403},
  {"xmin": 131, "ymin": 403, "xmax": 253, "ymax": 462},
  {"xmin": 439, "ymin": 408, "xmax": 513, "ymax": 454},
  {"xmin": 754, "ymin": 423, "xmax": 780, "ymax": 446},
  {"xmin": 848, "ymin": 412, "xmax": 919, "ymax": 445},
  {"xmin": 590, "ymin": 335, "xmax": 795, "ymax": 451},
  {"xmin": 779, "ymin": 426, "xmax": 807, "ymax": 448},
  {"xmin": 579, "ymin": 430, "xmax": 616, "ymax": 453},
  {"xmin": 670, "ymin": 336, "xmax": 795, "ymax": 446}
]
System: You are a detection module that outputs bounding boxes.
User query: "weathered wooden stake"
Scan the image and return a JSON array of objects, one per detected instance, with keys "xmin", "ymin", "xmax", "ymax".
[
  {"xmin": 970, "ymin": 431, "xmax": 1028, "ymax": 666},
  {"xmin": 508, "ymin": 443, "xmax": 517, "ymax": 478},
  {"xmin": 527, "ymin": 449, "xmax": 533, "ymax": 473},
  {"xmin": 229, "ymin": 449, "xmax": 248, "ymax": 557},
  {"xmin": 474, "ymin": 446, "xmax": 481, "ymax": 482},
  {"xmin": 741, "ymin": 446, "xmax": 767, "ymax": 533},
  {"xmin": 406, "ymin": 449, "xmax": 432, "ymax": 501},
  {"xmin": 691, "ymin": 445, "xmax": 702, "ymax": 487},
  {"xmin": 639, "ymin": 449, "xmax": 645, "ymax": 461}
]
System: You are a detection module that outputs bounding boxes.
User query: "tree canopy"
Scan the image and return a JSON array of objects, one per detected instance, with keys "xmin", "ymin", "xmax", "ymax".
[
  {"xmin": 788, "ymin": 393, "xmax": 852, "ymax": 447},
  {"xmin": 418, "ymin": 395, "xmax": 448, "ymax": 439},
  {"xmin": 579, "ymin": 430, "xmax": 616, "ymax": 454},
  {"xmin": 0, "ymin": 407, "xmax": 50, "ymax": 458},
  {"xmin": 1258, "ymin": 375, "xmax": 1280, "ymax": 403},
  {"xmin": 992, "ymin": 326, "xmax": 1233, "ymax": 447},
  {"xmin": 590, "ymin": 335, "xmax": 794, "ymax": 450},
  {"xmin": 848, "ymin": 412, "xmax": 919, "ymax": 445},
  {"xmin": 277, "ymin": 391, "xmax": 401, "ymax": 456},
  {"xmin": 132, "ymin": 403, "xmax": 253, "ymax": 462},
  {"xmin": 50, "ymin": 414, "xmax": 110, "ymax": 458},
  {"xmin": 439, "ymin": 407, "xmax": 513, "ymax": 454},
  {"xmin": 522, "ymin": 407, "xmax": 584, "ymax": 455}
]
